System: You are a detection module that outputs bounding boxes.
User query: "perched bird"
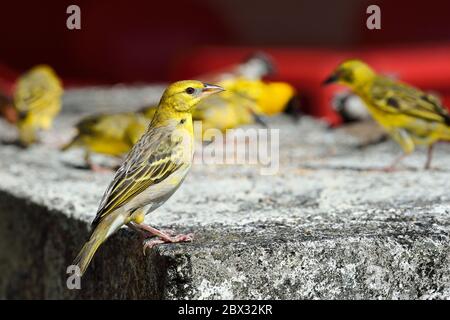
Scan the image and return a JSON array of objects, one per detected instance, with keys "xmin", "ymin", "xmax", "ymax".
[
  {"xmin": 189, "ymin": 52, "xmax": 287, "ymax": 134},
  {"xmin": 213, "ymin": 52, "xmax": 297, "ymax": 117},
  {"xmin": 62, "ymin": 110, "xmax": 153, "ymax": 171},
  {"xmin": 324, "ymin": 59, "xmax": 450, "ymax": 170},
  {"xmin": 193, "ymin": 52, "xmax": 295, "ymax": 131},
  {"xmin": 14, "ymin": 65, "xmax": 63, "ymax": 146},
  {"xmin": 73, "ymin": 80, "xmax": 224, "ymax": 275}
]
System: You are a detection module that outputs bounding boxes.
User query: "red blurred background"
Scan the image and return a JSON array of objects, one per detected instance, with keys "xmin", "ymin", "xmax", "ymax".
[{"xmin": 1, "ymin": 0, "xmax": 450, "ymax": 123}]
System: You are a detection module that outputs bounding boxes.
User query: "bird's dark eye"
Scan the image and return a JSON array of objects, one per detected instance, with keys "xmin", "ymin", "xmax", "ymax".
[{"xmin": 185, "ymin": 87, "xmax": 195, "ymax": 95}]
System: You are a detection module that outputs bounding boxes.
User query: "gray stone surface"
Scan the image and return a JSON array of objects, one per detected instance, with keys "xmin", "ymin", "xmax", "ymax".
[{"xmin": 0, "ymin": 86, "xmax": 449, "ymax": 299}]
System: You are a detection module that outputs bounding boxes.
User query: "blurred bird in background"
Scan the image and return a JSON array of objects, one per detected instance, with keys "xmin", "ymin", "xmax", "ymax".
[
  {"xmin": 324, "ymin": 59, "xmax": 450, "ymax": 170},
  {"xmin": 13, "ymin": 65, "xmax": 63, "ymax": 146},
  {"xmin": 61, "ymin": 110, "xmax": 153, "ymax": 171},
  {"xmin": 73, "ymin": 80, "xmax": 223, "ymax": 276},
  {"xmin": 193, "ymin": 53, "xmax": 297, "ymax": 137},
  {"xmin": 193, "ymin": 78, "xmax": 296, "ymax": 135}
]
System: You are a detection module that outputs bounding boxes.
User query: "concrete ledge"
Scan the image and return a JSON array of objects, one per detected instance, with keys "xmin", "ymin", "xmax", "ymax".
[{"xmin": 1, "ymin": 87, "xmax": 450, "ymax": 299}]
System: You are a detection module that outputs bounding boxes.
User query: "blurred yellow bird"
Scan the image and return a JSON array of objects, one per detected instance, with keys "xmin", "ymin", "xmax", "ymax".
[
  {"xmin": 193, "ymin": 81, "xmax": 262, "ymax": 134},
  {"xmin": 14, "ymin": 65, "xmax": 63, "ymax": 146},
  {"xmin": 73, "ymin": 80, "xmax": 224, "ymax": 275},
  {"xmin": 324, "ymin": 59, "xmax": 450, "ymax": 170},
  {"xmin": 191, "ymin": 52, "xmax": 296, "ymax": 134},
  {"xmin": 221, "ymin": 78, "xmax": 296, "ymax": 114},
  {"xmin": 62, "ymin": 110, "xmax": 154, "ymax": 170}
]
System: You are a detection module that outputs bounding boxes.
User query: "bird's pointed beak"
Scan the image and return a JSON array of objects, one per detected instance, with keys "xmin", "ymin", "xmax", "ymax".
[
  {"xmin": 201, "ymin": 83, "xmax": 225, "ymax": 96},
  {"xmin": 322, "ymin": 74, "xmax": 338, "ymax": 86}
]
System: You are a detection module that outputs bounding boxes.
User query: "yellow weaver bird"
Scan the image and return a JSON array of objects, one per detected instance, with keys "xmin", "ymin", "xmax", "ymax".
[
  {"xmin": 62, "ymin": 110, "xmax": 155, "ymax": 171},
  {"xmin": 324, "ymin": 59, "xmax": 450, "ymax": 170},
  {"xmin": 73, "ymin": 80, "xmax": 224, "ymax": 275},
  {"xmin": 14, "ymin": 65, "xmax": 63, "ymax": 146}
]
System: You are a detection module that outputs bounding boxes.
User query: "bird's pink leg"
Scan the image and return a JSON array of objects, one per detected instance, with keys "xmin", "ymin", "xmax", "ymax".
[
  {"xmin": 127, "ymin": 222, "xmax": 194, "ymax": 255},
  {"xmin": 424, "ymin": 144, "xmax": 434, "ymax": 170}
]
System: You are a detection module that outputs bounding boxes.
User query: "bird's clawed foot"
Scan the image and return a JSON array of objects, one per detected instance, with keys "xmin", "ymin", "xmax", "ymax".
[
  {"xmin": 142, "ymin": 233, "xmax": 194, "ymax": 255},
  {"xmin": 128, "ymin": 222, "xmax": 193, "ymax": 255}
]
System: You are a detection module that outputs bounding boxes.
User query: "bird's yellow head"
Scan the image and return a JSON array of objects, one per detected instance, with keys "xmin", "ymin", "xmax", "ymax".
[
  {"xmin": 323, "ymin": 60, "xmax": 376, "ymax": 89},
  {"xmin": 160, "ymin": 80, "xmax": 224, "ymax": 113}
]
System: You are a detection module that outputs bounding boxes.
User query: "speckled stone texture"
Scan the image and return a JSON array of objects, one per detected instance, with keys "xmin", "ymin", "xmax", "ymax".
[{"xmin": 0, "ymin": 86, "xmax": 449, "ymax": 299}]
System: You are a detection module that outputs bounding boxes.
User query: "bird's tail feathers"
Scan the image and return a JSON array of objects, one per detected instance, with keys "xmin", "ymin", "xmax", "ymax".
[{"xmin": 72, "ymin": 210, "xmax": 126, "ymax": 276}]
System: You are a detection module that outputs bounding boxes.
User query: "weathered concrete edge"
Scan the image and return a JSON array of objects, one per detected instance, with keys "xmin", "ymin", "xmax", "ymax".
[
  {"xmin": 0, "ymin": 189, "xmax": 174, "ymax": 299},
  {"xmin": 1, "ymin": 188, "xmax": 450, "ymax": 299}
]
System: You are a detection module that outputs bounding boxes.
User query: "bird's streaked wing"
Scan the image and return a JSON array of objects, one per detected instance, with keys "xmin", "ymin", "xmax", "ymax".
[
  {"xmin": 370, "ymin": 77, "xmax": 450, "ymax": 124},
  {"xmin": 92, "ymin": 123, "xmax": 183, "ymax": 226}
]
